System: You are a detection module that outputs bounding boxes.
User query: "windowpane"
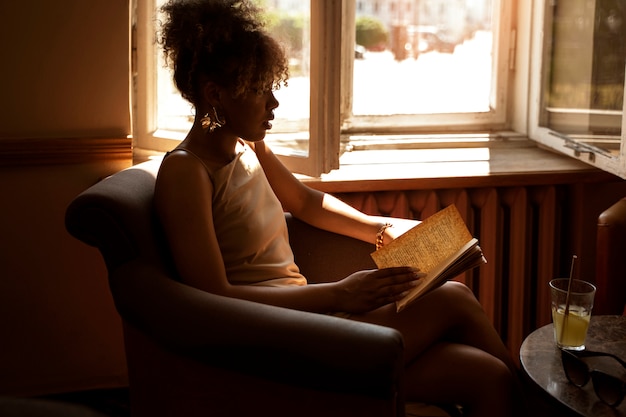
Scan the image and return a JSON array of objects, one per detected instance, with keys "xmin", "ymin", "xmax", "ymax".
[
  {"xmin": 155, "ymin": 0, "xmax": 499, "ymax": 139},
  {"xmin": 262, "ymin": 0, "xmax": 310, "ymax": 154},
  {"xmin": 154, "ymin": 0, "xmax": 311, "ymax": 153},
  {"xmin": 540, "ymin": 0, "xmax": 624, "ymax": 157},
  {"xmin": 352, "ymin": 0, "xmax": 494, "ymax": 117},
  {"xmin": 156, "ymin": 0, "xmax": 192, "ymax": 133}
]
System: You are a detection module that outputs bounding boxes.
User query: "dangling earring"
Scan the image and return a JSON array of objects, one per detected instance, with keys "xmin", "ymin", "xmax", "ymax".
[{"xmin": 201, "ymin": 106, "xmax": 226, "ymax": 133}]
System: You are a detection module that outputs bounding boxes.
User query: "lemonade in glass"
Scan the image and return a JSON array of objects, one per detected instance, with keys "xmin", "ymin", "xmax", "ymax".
[
  {"xmin": 549, "ymin": 278, "xmax": 596, "ymax": 351},
  {"xmin": 552, "ymin": 304, "xmax": 591, "ymax": 350}
]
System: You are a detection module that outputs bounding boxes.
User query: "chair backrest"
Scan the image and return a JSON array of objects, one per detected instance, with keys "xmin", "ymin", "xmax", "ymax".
[
  {"xmin": 65, "ymin": 159, "xmax": 170, "ymax": 272},
  {"xmin": 595, "ymin": 197, "xmax": 626, "ymax": 315},
  {"xmin": 66, "ymin": 159, "xmax": 378, "ymax": 286}
]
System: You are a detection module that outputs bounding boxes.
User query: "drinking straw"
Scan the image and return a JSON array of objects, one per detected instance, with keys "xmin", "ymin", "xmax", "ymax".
[{"xmin": 559, "ymin": 255, "xmax": 577, "ymax": 345}]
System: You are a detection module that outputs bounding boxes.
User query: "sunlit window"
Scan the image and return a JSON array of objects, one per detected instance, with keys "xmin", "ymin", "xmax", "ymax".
[
  {"xmin": 136, "ymin": 0, "xmax": 513, "ymax": 176},
  {"xmin": 153, "ymin": 0, "xmax": 311, "ymax": 151},
  {"xmin": 350, "ymin": 0, "xmax": 494, "ymax": 119}
]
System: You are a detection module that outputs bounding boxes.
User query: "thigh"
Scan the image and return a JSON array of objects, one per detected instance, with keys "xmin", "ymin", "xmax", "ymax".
[{"xmin": 351, "ymin": 281, "xmax": 504, "ymax": 362}]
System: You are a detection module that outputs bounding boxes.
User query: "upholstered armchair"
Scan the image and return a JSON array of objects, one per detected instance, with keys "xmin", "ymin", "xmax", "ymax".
[
  {"xmin": 595, "ymin": 196, "xmax": 626, "ymax": 316},
  {"xmin": 65, "ymin": 160, "xmax": 452, "ymax": 417}
]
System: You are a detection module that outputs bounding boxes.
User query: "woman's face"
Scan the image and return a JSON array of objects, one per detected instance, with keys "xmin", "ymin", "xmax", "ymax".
[{"xmin": 219, "ymin": 88, "xmax": 279, "ymax": 142}]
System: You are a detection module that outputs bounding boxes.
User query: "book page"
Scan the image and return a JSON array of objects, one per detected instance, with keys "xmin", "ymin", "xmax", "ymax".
[
  {"xmin": 370, "ymin": 204, "xmax": 483, "ymax": 312},
  {"xmin": 371, "ymin": 205, "xmax": 472, "ymax": 273}
]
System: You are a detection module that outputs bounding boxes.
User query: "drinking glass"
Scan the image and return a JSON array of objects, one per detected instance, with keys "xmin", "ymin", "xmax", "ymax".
[{"xmin": 549, "ymin": 278, "xmax": 596, "ymax": 350}]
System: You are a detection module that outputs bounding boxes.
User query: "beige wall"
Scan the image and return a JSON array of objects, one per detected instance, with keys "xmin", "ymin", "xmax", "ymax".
[
  {"xmin": 0, "ymin": 162, "xmax": 130, "ymax": 396},
  {"xmin": 0, "ymin": 0, "xmax": 131, "ymax": 138},
  {"xmin": 0, "ymin": 0, "xmax": 132, "ymax": 396}
]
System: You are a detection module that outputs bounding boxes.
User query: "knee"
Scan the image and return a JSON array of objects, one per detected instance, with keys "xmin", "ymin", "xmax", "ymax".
[
  {"xmin": 467, "ymin": 355, "xmax": 514, "ymax": 397},
  {"xmin": 438, "ymin": 281, "xmax": 485, "ymax": 314},
  {"xmin": 445, "ymin": 280, "xmax": 473, "ymax": 294},
  {"xmin": 442, "ymin": 281, "xmax": 478, "ymax": 303},
  {"xmin": 489, "ymin": 358, "xmax": 515, "ymax": 386}
]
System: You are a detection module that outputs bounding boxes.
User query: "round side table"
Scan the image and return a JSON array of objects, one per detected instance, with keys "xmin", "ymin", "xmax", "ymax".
[{"xmin": 520, "ymin": 315, "xmax": 626, "ymax": 417}]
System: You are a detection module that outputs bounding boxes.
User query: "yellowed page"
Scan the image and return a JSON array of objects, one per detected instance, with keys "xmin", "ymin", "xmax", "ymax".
[{"xmin": 370, "ymin": 204, "xmax": 479, "ymax": 311}]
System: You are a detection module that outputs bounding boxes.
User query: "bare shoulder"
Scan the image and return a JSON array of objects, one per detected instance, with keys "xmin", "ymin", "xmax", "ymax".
[
  {"xmin": 155, "ymin": 150, "xmax": 214, "ymax": 203},
  {"xmin": 158, "ymin": 150, "xmax": 210, "ymax": 181}
]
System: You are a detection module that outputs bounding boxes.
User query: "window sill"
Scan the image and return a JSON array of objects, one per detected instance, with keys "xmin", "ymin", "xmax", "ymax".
[{"xmin": 296, "ymin": 137, "xmax": 619, "ymax": 193}]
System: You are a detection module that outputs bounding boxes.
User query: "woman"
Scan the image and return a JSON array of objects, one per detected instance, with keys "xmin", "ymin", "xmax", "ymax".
[{"xmin": 155, "ymin": 1, "xmax": 525, "ymax": 415}]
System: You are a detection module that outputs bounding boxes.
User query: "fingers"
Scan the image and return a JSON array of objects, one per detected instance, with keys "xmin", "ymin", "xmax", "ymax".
[
  {"xmin": 376, "ymin": 266, "xmax": 425, "ymax": 283},
  {"xmin": 338, "ymin": 267, "xmax": 426, "ymax": 313},
  {"xmin": 376, "ymin": 267, "xmax": 426, "ymax": 303}
]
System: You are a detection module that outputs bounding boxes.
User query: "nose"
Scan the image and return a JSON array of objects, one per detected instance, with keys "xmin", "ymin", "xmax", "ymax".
[{"xmin": 267, "ymin": 91, "xmax": 279, "ymax": 110}]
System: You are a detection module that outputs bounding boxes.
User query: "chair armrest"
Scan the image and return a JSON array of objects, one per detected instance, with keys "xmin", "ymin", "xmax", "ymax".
[{"xmin": 112, "ymin": 258, "xmax": 404, "ymax": 398}]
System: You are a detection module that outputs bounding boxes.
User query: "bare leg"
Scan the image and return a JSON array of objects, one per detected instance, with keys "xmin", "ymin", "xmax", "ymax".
[
  {"xmin": 403, "ymin": 342, "xmax": 513, "ymax": 417},
  {"xmin": 352, "ymin": 281, "xmax": 526, "ymax": 416}
]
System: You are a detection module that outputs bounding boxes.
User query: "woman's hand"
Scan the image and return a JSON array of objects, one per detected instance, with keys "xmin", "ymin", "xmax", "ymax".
[{"xmin": 333, "ymin": 267, "xmax": 425, "ymax": 313}]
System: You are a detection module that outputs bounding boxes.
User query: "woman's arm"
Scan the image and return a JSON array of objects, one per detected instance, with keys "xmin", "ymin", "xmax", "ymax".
[
  {"xmin": 155, "ymin": 150, "xmax": 421, "ymax": 313},
  {"xmin": 252, "ymin": 141, "xmax": 419, "ymax": 246}
]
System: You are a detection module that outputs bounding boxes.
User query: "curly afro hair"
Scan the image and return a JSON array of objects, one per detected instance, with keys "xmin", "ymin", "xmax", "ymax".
[{"xmin": 159, "ymin": 0, "xmax": 289, "ymax": 105}]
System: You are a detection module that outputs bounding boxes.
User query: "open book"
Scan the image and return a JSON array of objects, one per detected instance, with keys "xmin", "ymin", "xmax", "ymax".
[{"xmin": 370, "ymin": 204, "xmax": 486, "ymax": 312}]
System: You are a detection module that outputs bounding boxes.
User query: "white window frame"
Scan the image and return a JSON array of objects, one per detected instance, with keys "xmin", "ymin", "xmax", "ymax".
[
  {"xmin": 133, "ymin": 0, "xmax": 524, "ymax": 177},
  {"xmin": 343, "ymin": 0, "xmax": 515, "ymax": 134},
  {"xmin": 133, "ymin": 0, "xmax": 342, "ymax": 175}
]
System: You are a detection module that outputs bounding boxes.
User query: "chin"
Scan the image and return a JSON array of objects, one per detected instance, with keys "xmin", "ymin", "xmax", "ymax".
[{"xmin": 244, "ymin": 131, "xmax": 268, "ymax": 142}]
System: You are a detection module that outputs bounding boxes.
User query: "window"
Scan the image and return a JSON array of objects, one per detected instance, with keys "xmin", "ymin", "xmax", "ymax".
[
  {"xmin": 134, "ymin": 0, "xmax": 515, "ymax": 176},
  {"xmin": 528, "ymin": 0, "xmax": 626, "ymax": 178},
  {"xmin": 134, "ymin": 1, "xmax": 626, "ymax": 179}
]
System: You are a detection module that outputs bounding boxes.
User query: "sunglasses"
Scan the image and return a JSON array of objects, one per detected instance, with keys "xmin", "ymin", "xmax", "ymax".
[{"xmin": 560, "ymin": 348, "xmax": 626, "ymax": 407}]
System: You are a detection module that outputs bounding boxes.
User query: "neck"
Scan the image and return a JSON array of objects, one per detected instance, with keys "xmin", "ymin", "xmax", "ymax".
[{"xmin": 182, "ymin": 120, "xmax": 240, "ymax": 163}]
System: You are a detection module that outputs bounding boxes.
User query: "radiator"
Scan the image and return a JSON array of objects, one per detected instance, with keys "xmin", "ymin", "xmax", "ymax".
[{"xmin": 336, "ymin": 186, "xmax": 563, "ymax": 359}]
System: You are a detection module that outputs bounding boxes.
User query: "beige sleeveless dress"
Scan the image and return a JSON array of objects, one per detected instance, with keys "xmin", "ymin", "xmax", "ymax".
[{"xmin": 169, "ymin": 144, "xmax": 307, "ymax": 287}]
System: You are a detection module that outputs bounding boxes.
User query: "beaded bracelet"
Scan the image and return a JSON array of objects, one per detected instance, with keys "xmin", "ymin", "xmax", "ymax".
[{"xmin": 375, "ymin": 223, "xmax": 393, "ymax": 250}]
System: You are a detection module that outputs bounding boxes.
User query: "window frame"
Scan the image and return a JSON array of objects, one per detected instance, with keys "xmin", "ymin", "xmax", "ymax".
[
  {"xmin": 133, "ymin": 0, "xmax": 532, "ymax": 177},
  {"xmin": 279, "ymin": 0, "xmax": 343, "ymax": 176},
  {"xmin": 343, "ymin": 0, "xmax": 515, "ymax": 134},
  {"xmin": 526, "ymin": 0, "xmax": 626, "ymax": 180},
  {"xmin": 133, "ymin": 0, "xmax": 341, "ymax": 176}
]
